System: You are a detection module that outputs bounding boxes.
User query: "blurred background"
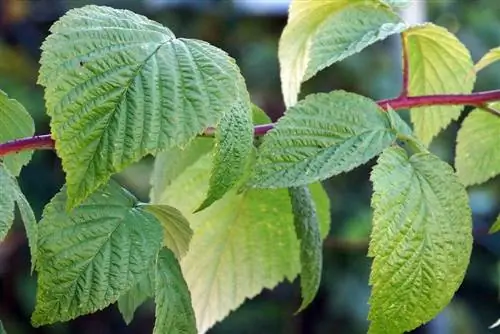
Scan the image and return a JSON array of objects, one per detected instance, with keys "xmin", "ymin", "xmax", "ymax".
[{"xmin": 1, "ymin": 0, "xmax": 500, "ymax": 333}]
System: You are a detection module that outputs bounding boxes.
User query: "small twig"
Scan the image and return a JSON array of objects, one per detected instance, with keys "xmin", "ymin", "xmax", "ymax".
[
  {"xmin": 478, "ymin": 104, "xmax": 500, "ymax": 117},
  {"xmin": 400, "ymin": 34, "xmax": 409, "ymax": 98}
]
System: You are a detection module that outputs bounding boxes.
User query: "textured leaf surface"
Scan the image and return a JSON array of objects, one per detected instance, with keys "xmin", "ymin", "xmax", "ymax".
[
  {"xmin": 32, "ymin": 181, "xmax": 163, "ymax": 326},
  {"xmin": 279, "ymin": 0, "xmax": 405, "ymax": 106},
  {"xmin": 456, "ymin": 107, "xmax": 500, "ymax": 186},
  {"xmin": 151, "ymin": 152, "xmax": 330, "ymax": 333},
  {"xmin": 250, "ymin": 91, "xmax": 397, "ymax": 188},
  {"xmin": 0, "ymin": 89, "xmax": 35, "ymax": 176},
  {"xmin": 489, "ymin": 215, "xmax": 500, "ymax": 234},
  {"xmin": 368, "ymin": 147, "xmax": 472, "ymax": 333},
  {"xmin": 0, "ymin": 164, "xmax": 37, "ymax": 269},
  {"xmin": 475, "ymin": 47, "xmax": 500, "ymax": 72},
  {"xmin": 117, "ymin": 269, "xmax": 155, "ymax": 324},
  {"xmin": 404, "ymin": 24, "xmax": 475, "ymax": 146},
  {"xmin": 198, "ymin": 100, "xmax": 253, "ymax": 211},
  {"xmin": 288, "ymin": 186, "xmax": 322, "ymax": 312},
  {"xmin": 153, "ymin": 248, "xmax": 197, "ymax": 334},
  {"xmin": 142, "ymin": 204, "xmax": 193, "ymax": 259},
  {"xmin": 39, "ymin": 5, "xmax": 249, "ymax": 209}
]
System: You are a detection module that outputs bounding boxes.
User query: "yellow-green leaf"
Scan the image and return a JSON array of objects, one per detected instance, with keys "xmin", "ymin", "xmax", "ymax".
[
  {"xmin": 151, "ymin": 152, "xmax": 330, "ymax": 333},
  {"xmin": 404, "ymin": 23, "xmax": 475, "ymax": 146},
  {"xmin": 489, "ymin": 215, "xmax": 500, "ymax": 234},
  {"xmin": 142, "ymin": 204, "xmax": 193, "ymax": 259},
  {"xmin": 279, "ymin": 0, "xmax": 405, "ymax": 106},
  {"xmin": 456, "ymin": 107, "xmax": 500, "ymax": 186},
  {"xmin": 475, "ymin": 47, "xmax": 500, "ymax": 72},
  {"xmin": 369, "ymin": 147, "xmax": 472, "ymax": 333}
]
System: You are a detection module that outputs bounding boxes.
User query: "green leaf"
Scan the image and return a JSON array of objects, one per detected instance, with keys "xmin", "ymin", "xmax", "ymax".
[
  {"xmin": 288, "ymin": 186, "xmax": 322, "ymax": 312},
  {"xmin": 475, "ymin": 47, "xmax": 500, "ymax": 72},
  {"xmin": 151, "ymin": 152, "xmax": 330, "ymax": 333},
  {"xmin": 141, "ymin": 204, "xmax": 193, "ymax": 259},
  {"xmin": 0, "ymin": 320, "xmax": 5, "ymax": 334},
  {"xmin": 368, "ymin": 146, "xmax": 472, "ymax": 333},
  {"xmin": 117, "ymin": 269, "xmax": 155, "ymax": 324},
  {"xmin": 404, "ymin": 23, "xmax": 475, "ymax": 146},
  {"xmin": 489, "ymin": 215, "xmax": 500, "ymax": 234},
  {"xmin": 0, "ymin": 164, "xmax": 37, "ymax": 270},
  {"xmin": 197, "ymin": 100, "xmax": 253, "ymax": 211},
  {"xmin": 279, "ymin": 0, "xmax": 405, "ymax": 106},
  {"xmin": 0, "ymin": 89, "xmax": 35, "ymax": 176},
  {"xmin": 32, "ymin": 180, "xmax": 163, "ymax": 326},
  {"xmin": 252, "ymin": 104, "xmax": 271, "ymax": 125},
  {"xmin": 39, "ymin": 5, "xmax": 249, "ymax": 209},
  {"xmin": 153, "ymin": 248, "xmax": 197, "ymax": 334},
  {"xmin": 456, "ymin": 107, "xmax": 500, "ymax": 186},
  {"xmin": 150, "ymin": 138, "xmax": 213, "ymax": 194},
  {"xmin": 250, "ymin": 91, "xmax": 397, "ymax": 189}
]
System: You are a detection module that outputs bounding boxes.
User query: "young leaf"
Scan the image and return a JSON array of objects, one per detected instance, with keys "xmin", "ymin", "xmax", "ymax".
[
  {"xmin": 39, "ymin": 5, "xmax": 250, "ymax": 209},
  {"xmin": 32, "ymin": 180, "xmax": 164, "ymax": 326},
  {"xmin": 141, "ymin": 204, "xmax": 193, "ymax": 259},
  {"xmin": 117, "ymin": 269, "xmax": 155, "ymax": 325},
  {"xmin": 197, "ymin": 99, "xmax": 254, "ymax": 211},
  {"xmin": 489, "ymin": 215, "xmax": 500, "ymax": 234},
  {"xmin": 0, "ymin": 164, "xmax": 37, "ymax": 270},
  {"xmin": 369, "ymin": 146, "xmax": 472, "ymax": 333},
  {"xmin": 250, "ymin": 91, "xmax": 397, "ymax": 189},
  {"xmin": 153, "ymin": 248, "xmax": 197, "ymax": 334},
  {"xmin": 0, "ymin": 89, "xmax": 35, "ymax": 176},
  {"xmin": 403, "ymin": 23, "xmax": 475, "ymax": 146},
  {"xmin": 456, "ymin": 107, "xmax": 500, "ymax": 186},
  {"xmin": 475, "ymin": 47, "xmax": 500, "ymax": 72},
  {"xmin": 288, "ymin": 186, "xmax": 322, "ymax": 312},
  {"xmin": 279, "ymin": 0, "xmax": 406, "ymax": 106},
  {"xmin": 151, "ymin": 152, "xmax": 330, "ymax": 333}
]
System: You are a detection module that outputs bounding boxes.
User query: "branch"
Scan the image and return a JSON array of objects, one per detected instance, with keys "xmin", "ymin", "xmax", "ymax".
[
  {"xmin": 2, "ymin": 89, "xmax": 500, "ymax": 157},
  {"xmin": 0, "ymin": 135, "xmax": 54, "ymax": 156}
]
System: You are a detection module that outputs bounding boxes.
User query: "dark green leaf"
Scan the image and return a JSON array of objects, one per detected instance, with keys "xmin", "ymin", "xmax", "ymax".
[
  {"xmin": 288, "ymin": 186, "xmax": 322, "ymax": 312},
  {"xmin": 32, "ymin": 181, "xmax": 163, "ymax": 326},
  {"xmin": 250, "ymin": 91, "xmax": 397, "ymax": 188},
  {"xmin": 153, "ymin": 248, "xmax": 196, "ymax": 334}
]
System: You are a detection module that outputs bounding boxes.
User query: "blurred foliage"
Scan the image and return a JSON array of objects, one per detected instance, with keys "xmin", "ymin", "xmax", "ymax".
[{"xmin": 1, "ymin": 1, "xmax": 500, "ymax": 333}]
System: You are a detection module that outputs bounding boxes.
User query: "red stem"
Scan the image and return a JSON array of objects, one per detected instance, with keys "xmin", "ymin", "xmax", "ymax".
[
  {"xmin": 2, "ymin": 90, "xmax": 500, "ymax": 158},
  {"xmin": 0, "ymin": 135, "xmax": 54, "ymax": 156}
]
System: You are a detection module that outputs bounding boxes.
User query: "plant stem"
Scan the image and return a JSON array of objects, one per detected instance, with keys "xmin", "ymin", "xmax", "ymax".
[
  {"xmin": 2, "ymin": 89, "xmax": 500, "ymax": 157},
  {"xmin": 399, "ymin": 34, "xmax": 409, "ymax": 98},
  {"xmin": 0, "ymin": 135, "xmax": 54, "ymax": 156}
]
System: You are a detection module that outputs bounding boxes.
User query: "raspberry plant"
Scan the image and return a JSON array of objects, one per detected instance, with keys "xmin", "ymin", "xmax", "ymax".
[{"xmin": 1, "ymin": 2, "xmax": 500, "ymax": 333}]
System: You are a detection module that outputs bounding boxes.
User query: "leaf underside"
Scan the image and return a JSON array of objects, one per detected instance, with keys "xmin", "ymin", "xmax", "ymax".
[
  {"xmin": 151, "ymin": 151, "xmax": 330, "ymax": 333},
  {"xmin": 368, "ymin": 147, "xmax": 472, "ymax": 333}
]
